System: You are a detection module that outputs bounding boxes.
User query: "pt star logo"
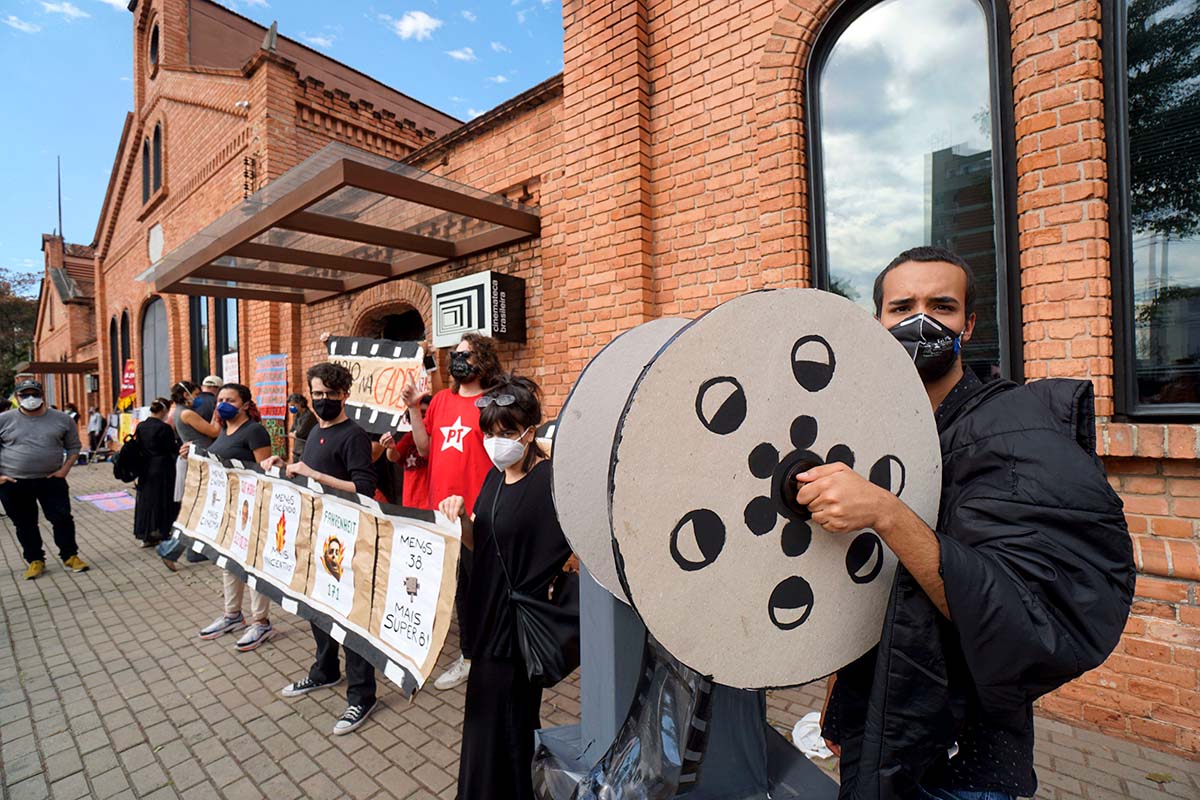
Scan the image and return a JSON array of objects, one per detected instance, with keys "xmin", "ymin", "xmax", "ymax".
[{"xmin": 440, "ymin": 416, "xmax": 471, "ymax": 453}]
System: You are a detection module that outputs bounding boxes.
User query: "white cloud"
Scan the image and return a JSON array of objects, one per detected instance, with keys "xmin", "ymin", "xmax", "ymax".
[
  {"xmin": 42, "ymin": 2, "xmax": 90, "ymax": 19},
  {"xmin": 467, "ymin": 108, "xmax": 484, "ymax": 118},
  {"xmin": 384, "ymin": 10, "xmax": 443, "ymax": 41},
  {"xmin": 446, "ymin": 46, "xmax": 477, "ymax": 61},
  {"xmin": 516, "ymin": 9, "xmax": 527, "ymax": 23},
  {"xmin": 487, "ymin": 74, "xmax": 509, "ymax": 84},
  {"xmin": 119, "ymin": 75, "xmax": 131, "ymax": 81},
  {"xmin": 448, "ymin": 95, "xmax": 465, "ymax": 103},
  {"xmin": 244, "ymin": 0, "xmax": 269, "ymax": 6},
  {"xmin": 461, "ymin": 10, "xmax": 476, "ymax": 22},
  {"xmin": 490, "ymin": 40, "xmax": 510, "ymax": 53},
  {"xmin": 93, "ymin": 0, "xmax": 126, "ymax": 9},
  {"xmin": 2, "ymin": 15, "xmax": 41, "ymax": 32},
  {"xmin": 300, "ymin": 32, "xmax": 335, "ymax": 49}
]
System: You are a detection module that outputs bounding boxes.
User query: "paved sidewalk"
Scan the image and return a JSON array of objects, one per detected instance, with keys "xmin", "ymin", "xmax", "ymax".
[{"xmin": 0, "ymin": 464, "xmax": 1197, "ymax": 799}]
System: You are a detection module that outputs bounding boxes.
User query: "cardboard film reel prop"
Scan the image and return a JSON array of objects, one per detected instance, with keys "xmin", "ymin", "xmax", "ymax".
[
  {"xmin": 607, "ymin": 289, "xmax": 941, "ymax": 689},
  {"xmin": 552, "ymin": 317, "xmax": 690, "ymax": 603}
]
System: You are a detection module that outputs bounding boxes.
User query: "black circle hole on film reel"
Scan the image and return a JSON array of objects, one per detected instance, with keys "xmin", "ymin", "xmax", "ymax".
[
  {"xmin": 669, "ymin": 509, "xmax": 727, "ymax": 571},
  {"xmin": 825, "ymin": 443, "xmax": 856, "ymax": 469},
  {"xmin": 744, "ymin": 496, "xmax": 777, "ymax": 536},
  {"xmin": 790, "ymin": 415, "xmax": 818, "ymax": 450},
  {"xmin": 748, "ymin": 442, "xmax": 780, "ymax": 479},
  {"xmin": 695, "ymin": 377, "xmax": 747, "ymax": 436},
  {"xmin": 781, "ymin": 520, "xmax": 812, "ymax": 557},
  {"xmin": 846, "ymin": 531, "xmax": 885, "ymax": 584},
  {"xmin": 769, "ymin": 575, "xmax": 815, "ymax": 630},
  {"xmin": 791, "ymin": 335, "xmax": 836, "ymax": 393},
  {"xmin": 869, "ymin": 454, "xmax": 906, "ymax": 497}
]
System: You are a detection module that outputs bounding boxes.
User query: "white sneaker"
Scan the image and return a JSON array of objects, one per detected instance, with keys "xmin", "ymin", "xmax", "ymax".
[{"xmin": 433, "ymin": 655, "xmax": 471, "ymax": 690}]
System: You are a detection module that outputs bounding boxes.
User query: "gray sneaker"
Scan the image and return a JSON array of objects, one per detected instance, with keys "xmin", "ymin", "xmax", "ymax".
[
  {"xmin": 198, "ymin": 613, "xmax": 245, "ymax": 640},
  {"xmin": 332, "ymin": 700, "xmax": 378, "ymax": 735}
]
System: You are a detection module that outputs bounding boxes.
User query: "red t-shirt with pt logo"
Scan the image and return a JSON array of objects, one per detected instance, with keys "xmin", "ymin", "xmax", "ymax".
[{"xmin": 425, "ymin": 389, "xmax": 492, "ymax": 514}]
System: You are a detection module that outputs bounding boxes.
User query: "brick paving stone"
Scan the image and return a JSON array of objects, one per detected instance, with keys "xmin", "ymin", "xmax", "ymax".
[
  {"xmin": 0, "ymin": 466, "xmax": 1196, "ymax": 800},
  {"xmin": 50, "ymin": 770, "xmax": 91, "ymax": 800},
  {"xmin": 167, "ymin": 758, "xmax": 208, "ymax": 792},
  {"xmin": 87, "ymin": 767, "xmax": 131, "ymax": 796},
  {"xmin": 9, "ymin": 774, "xmax": 50, "ymax": 800}
]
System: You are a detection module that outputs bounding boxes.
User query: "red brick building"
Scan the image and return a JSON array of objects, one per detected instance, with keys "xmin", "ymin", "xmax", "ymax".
[
  {"xmin": 28, "ymin": 235, "xmax": 99, "ymax": 424},
  {"xmin": 32, "ymin": 0, "xmax": 1200, "ymax": 758}
]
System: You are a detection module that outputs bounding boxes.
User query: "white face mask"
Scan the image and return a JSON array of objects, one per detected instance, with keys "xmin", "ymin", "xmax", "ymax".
[
  {"xmin": 484, "ymin": 429, "xmax": 531, "ymax": 470},
  {"xmin": 18, "ymin": 396, "xmax": 44, "ymax": 411}
]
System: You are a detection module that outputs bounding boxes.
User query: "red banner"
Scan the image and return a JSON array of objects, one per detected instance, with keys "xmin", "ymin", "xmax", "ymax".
[{"xmin": 117, "ymin": 358, "xmax": 136, "ymax": 411}]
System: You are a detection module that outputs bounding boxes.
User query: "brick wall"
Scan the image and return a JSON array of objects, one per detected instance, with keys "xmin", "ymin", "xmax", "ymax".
[{"xmin": 62, "ymin": 0, "xmax": 1200, "ymax": 760}]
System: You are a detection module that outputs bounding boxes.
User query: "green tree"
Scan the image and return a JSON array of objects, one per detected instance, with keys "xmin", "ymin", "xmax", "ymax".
[
  {"xmin": 1127, "ymin": 0, "xmax": 1200, "ymax": 238},
  {"xmin": 0, "ymin": 268, "xmax": 40, "ymax": 399}
]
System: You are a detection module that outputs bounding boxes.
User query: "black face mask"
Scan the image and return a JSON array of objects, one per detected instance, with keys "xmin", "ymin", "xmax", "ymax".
[
  {"xmin": 887, "ymin": 313, "xmax": 963, "ymax": 383},
  {"xmin": 313, "ymin": 398, "xmax": 343, "ymax": 422},
  {"xmin": 449, "ymin": 351, "xmax": 478, "ymax": 380}
]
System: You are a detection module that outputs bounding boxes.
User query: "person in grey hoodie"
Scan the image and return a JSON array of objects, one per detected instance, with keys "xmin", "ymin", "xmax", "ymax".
[{"xmin": 0, "ymin": 378, "xmax": 89, "ymax": 579}]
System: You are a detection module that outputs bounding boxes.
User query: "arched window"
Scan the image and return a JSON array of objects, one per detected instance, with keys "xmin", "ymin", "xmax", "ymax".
[
  {"xmin": 120, "ymin": 310, "xmax": 131, "ymax": 367},
  {"xmin": 152, "ymin": 124, "xmax": 162, "ymax": 191},
  {"xmin": 149, "ymin": 24, "xmax": 159, "ymax": 70},
  {"xmin": 141, "ymin": 297, "xmax": 169, "ymax": 401},
  {"xmin": 808, "ymin": 0, "xmax": 1019, "ymax": 380},
  {"xmin": 189, "ymin": 295, "xmax": 210, "ymax": 383},
  {"xmin": 109, "ymin": 317, "xmax": 120, "ymax": 404},
  {"xmin": 141, "ymin": 139, "xmax": 151, "ymax": 204}
]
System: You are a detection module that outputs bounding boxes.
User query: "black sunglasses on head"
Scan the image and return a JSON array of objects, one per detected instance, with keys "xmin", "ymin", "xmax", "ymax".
[{"xmin": 474, "ymin": 393, "xmax": 516, "ymax": 409}]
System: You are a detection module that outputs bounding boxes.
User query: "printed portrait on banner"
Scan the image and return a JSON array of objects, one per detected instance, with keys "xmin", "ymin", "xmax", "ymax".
[
  {"xmin": 229, "ymin": 474, "xmax": 259, "ymax": 563},
  {"xmin": 193, "ymin": 462, "xmax": 228, "ymax": 542},
  {"xmin": 310, "ymin": 498, "xmax": 360, "ymax": 618}
]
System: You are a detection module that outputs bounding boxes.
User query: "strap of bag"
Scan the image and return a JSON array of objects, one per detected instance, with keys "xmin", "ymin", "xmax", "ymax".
[{"xmin": 489, "ymin": 478, "xmax": 516, "ymax": 594}]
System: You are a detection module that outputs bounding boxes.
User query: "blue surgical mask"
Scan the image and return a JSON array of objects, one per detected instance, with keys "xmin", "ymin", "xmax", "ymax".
[{"xmin": 216, "ymin": 402, "xmax": 240, "ymax": 421}]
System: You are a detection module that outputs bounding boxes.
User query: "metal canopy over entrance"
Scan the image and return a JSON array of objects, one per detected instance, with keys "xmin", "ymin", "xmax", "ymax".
[
  {"xmin": 15, "ymin": 360, "xmax": 99, "ymax": 375},
  {"xmin": 138, "ymin": 143, "xmax": 540, "ymax": 304}
]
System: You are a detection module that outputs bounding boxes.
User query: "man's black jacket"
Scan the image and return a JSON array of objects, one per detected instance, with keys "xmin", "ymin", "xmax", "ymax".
[{"xmin": 828, "ymin": 377, "xmax": 1135, "ymax": 800}]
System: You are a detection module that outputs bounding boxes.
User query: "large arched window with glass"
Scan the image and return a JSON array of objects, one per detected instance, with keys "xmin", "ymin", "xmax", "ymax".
[
  {"xmin": 141, "ymin": 140, "xmax": 151, "ymax": 204},
  {"xmin": 808, "ymin": 0, "xmax": 1019, "ymax": 380},
  {"xmin": 1108, "ymin": 0, "xmax": 1200, "ymax": 415},
  {"xmin": 141, "ymin": 297, "xmax": 170, "ymax": 401},
  {"xmin": 109, "ymin": 317, "xmax": 120, "ymax": 405},
  {"xmin": 152, "ymin": 124, "xmax": 163, "ymax": 192}
]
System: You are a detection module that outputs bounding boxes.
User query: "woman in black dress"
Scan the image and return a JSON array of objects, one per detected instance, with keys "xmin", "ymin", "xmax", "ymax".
[
  {"xmin": 438, "ymin": 375, "xmax": 575, "ymax": 800},
  {"xmin": 133, "ymin": 398, "xmax": 181, "ymax": 546}
]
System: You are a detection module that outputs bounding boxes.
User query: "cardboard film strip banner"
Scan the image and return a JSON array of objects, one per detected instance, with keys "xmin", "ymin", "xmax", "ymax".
[{"xmin": 174, "ymin": 447, "xmax": 461, "ymax": 695}]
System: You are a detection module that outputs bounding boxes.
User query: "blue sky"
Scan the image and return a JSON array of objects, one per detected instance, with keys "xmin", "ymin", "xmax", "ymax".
[{"xmin": 0, "ymin": 0, "xmax": 564, "ymax": 288}]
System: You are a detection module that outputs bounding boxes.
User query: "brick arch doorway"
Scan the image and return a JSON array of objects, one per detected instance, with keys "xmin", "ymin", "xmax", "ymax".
[
  {"xmin": 351, "ymin": 301, "xmax": 427, "ymax": 505},
  {"xmin": 352, "ymin": 304, "xmax": 426, "ymax": 343}
]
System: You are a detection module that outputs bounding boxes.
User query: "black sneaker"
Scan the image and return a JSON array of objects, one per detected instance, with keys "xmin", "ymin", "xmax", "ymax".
[
  {"xmin": 332, "ymin": 700, "xmax": 378, "ymax": 735},
  {"xmin": 280, "ymin": 675, "xmax": 343, "ymax": 698}
]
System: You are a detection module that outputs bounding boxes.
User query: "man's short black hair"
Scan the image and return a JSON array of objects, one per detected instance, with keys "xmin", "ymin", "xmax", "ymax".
[
  {"xmin": 873, "ymin": 245, "xmax": 977, "ymax": 317},
  {"xmin": 306, "ymin": 362, "xmax": 354, "ymax": 394}
]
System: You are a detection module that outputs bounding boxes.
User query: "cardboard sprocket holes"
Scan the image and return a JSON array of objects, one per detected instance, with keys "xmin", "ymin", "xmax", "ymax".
[
  {"xmin": 552, "ymin": 317, "xmax": 690, "ymax": 603},
  {"xmin": 609, "ymin": 289, "xmax": 941, "ymax": 688}
]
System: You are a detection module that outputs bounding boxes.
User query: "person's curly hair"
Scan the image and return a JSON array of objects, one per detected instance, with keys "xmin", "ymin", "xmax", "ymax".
[{"xmin": 457, "ymin": 333, "xmax": 502, "ymax": 390}]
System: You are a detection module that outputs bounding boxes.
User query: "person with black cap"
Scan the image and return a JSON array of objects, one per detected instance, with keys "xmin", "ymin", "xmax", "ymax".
[{"xmin": 0, "ymin": 379, "xmax": 89, "ymax": 579}]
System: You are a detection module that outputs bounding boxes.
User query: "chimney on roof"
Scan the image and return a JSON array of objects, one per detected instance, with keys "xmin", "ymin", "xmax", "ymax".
[{"xmin": 262, "ymin": 21, "xmax": 278, "ymax": 53}]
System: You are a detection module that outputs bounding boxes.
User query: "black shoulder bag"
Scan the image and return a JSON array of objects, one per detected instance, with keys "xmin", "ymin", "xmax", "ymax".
[{"xmin": 490, "ymin": 480, "xmax": 581, "ymax": 688}]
